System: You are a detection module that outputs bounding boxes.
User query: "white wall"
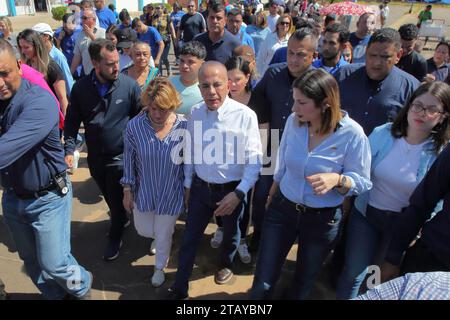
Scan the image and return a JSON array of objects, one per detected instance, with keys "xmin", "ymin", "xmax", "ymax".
[
  {"xmin": 115, "ymin": 0, "xmax": 138, "ymax": 13},
  {"xmin": 0, "ymin": 0, "xmax": 9, "ymax": 16}
]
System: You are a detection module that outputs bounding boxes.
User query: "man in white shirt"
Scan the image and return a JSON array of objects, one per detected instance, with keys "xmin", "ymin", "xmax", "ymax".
[
  {"xmin": 168, "ymin": 61, "xmax": 262, "ymax": 300},
  {"xmin": 71, "ymin": 8, "xmax": 106, "ymax": 76},
  {"xmin": 267, "ymin": 0, "xmax": 281, "ymax": 32}
]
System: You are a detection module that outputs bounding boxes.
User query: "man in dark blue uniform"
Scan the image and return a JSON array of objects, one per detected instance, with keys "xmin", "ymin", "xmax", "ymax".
[{"xmin": 0, "ymin": 39, "xmax": 92, "ymax": 300}]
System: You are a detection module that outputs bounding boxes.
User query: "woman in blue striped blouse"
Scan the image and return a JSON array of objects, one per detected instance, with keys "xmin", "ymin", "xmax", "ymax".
[
  {"xmin": 250, "ymin": 68, "xmax": 372, "ymax": 299},
  {"xmin": 121, "ymin": 78, "xmax": 187, "ymax": 287}
]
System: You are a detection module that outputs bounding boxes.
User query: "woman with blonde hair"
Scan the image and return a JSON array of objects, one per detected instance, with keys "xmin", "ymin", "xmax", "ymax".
[
  {"xmin": 256, "ymin": 14, "xmax": 294, "ymax": 78},
  {"xmin": 245, "ymin": 11, "xmax": 271, "ymax": 55},
  {"xmin": 121, "ymin": 77, "xmax": 187, "ymax": 287}
]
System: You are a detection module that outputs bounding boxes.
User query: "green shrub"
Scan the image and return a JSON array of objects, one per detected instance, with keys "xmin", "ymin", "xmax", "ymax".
[{"xmin": 51, "ymin": 6, "xmax": 68, "ymax": 21}]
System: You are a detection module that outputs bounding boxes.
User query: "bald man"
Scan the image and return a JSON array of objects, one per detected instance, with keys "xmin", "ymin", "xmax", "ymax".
[
  {"xmin": 0, "ymin": 39, "xmax": 92, "ymax": 300},
  {"xmin": 168, "ymin": 61, "xmax": 263, "ymax": 299}
]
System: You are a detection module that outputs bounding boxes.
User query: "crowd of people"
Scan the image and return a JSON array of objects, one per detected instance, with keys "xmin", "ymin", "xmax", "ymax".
[{"xmin": 1, "ymin": 0, "xmax": 450, "ymax": 301}]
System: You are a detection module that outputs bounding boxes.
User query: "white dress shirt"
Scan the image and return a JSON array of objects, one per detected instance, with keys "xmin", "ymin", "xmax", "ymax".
[
  {"xmin": 256, "ymin": 32, "xmax": 289, "ymax": 79},
  {"xmin": 184, "ymin": 97, "xmax": 263, "ymax": 194}
]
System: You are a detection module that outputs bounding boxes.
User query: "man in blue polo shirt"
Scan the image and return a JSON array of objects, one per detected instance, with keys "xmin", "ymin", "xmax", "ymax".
[
  {"xmin": 0, "ymin": 39, "xmax": 92, "ymax": 300},
  {"xmin": 94, "ymin": 0, "xmax": 116, "ymax": 30},
  {"xmin": 313, "ymin": 23, "xmax": 349, "ymax": 75},
  {"xmin": 248, "ymin": 28, "xmax": 317, "ymax": 253},
  {"xmin": 194, "ymin": 2, "xmax": 240, "ymax": 64},
  {"xmin": 132, "ymin": 17, "xmax": 164, "ymax": 68},
  {"xmin": 226, "ymin": 8, "xmax": 255, "ymax": 53},
  {"xmin": 335, "ymin": 28, "xmax": 420, "ymax": 135}
]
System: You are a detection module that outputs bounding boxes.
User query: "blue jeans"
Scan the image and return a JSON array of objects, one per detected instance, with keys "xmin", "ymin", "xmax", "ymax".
[
  {"xmin": 250, "ymin": 191, "xmax": 342, "ymax": 300},
  {"xmin": 336, "ymin": 206, "xmax": 401, "ymax": 299},
  {"xmin": 171, "ymin": 178, "xmax": 243, "ymax": 296},
  {"xmin": 251, "ymin": 174, "xmax": 273, "ymax": 233},
  {"xmin": 2, "ymin": 182, "xmax": 91, "ymax": 299}
]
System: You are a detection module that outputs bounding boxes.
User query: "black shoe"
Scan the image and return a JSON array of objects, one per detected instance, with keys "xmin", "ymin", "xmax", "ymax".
[
  {"xmin": 103, "ymin": 239, "xmax": 122, "ymax": 261},
  {"xmin": 166, "ymin": 288, "xmax": 188, "ymax": 300}
]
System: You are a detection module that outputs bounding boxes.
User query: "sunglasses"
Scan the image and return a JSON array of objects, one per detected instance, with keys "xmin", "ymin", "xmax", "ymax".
[
  {"xmin": 279, "ymin": 21, "xmax": 290, "ymax": 26},
  {"xmin": 81, "ymin": 16, "xmax": 93, "ymax": 20}
]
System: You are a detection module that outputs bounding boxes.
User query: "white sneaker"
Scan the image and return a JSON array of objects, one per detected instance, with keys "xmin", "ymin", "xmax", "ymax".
[
  {"xmin": 210, "ymin": 228, "xmax": 223, "ymax": 249},
  {"xmin": 150, "ymin": 239, "xmax": 156, "ymax": 255},
  {"xmin": 237, "ymin": 241, "xmax": 252, "ymax": 264},
  {"xmin": 151, "ymin": 269, "xmax": 165, "ymax": 287}
]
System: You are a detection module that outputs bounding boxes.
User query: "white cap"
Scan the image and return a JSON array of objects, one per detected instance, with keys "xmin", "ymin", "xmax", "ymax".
[{"xmin": 32, "ymin": 23, "xmax": 54, "ymax": 37}]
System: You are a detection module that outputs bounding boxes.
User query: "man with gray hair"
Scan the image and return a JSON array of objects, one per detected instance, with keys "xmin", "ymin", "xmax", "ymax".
[{"xmin": 70, "ymin": 8, "xmax": 106, "ymax": 76}]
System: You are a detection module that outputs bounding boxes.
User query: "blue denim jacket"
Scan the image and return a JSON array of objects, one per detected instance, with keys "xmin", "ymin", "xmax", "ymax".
[{"xmin": 355, "ymin": 123, "xmax": 442, "ymax": 216}]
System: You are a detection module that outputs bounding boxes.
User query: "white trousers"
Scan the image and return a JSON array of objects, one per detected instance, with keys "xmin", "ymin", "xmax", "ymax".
[{"xmin": 133, "ymin": 207, "xmax": 178, "ymax": 270}]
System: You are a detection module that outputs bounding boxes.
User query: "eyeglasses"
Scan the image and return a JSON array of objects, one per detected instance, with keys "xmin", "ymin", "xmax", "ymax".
[
  {"xmin": 279, "ymin": 22, "xmax": 290, "ymax": 26},
  {"xmin": 81, "ymin": 16, "xmax": 93, "ymax": 20},
  {"xmin": 410, "ymin": 102, "xmax": 446, "ymax": 117}
]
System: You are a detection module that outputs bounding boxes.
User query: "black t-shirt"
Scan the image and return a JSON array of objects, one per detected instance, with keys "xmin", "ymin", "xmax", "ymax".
[
  {"xmin": 46, "ymin": 60, "xmax": 64, "ymax": 96},
  {"xmin": 397, "ymin": 51, "xmax": 428, "ymax": 82},
  {"xmin": 180, "ymin": 12, "xmax": 206, "ymax": 42}
]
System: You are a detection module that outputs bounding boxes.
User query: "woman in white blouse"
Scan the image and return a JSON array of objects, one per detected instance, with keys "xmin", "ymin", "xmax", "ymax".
[{"xmin": 255, "ymin": 14, "xmax": 294, "ymax": 79}]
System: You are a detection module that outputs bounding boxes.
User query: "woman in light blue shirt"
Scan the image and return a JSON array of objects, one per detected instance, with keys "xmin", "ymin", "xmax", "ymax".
[
  {"xmin": 337, "ymin": 81, "xmax": 450, "ymax": 299},
  {"xmin": 121, "ymin": 78, "xmax": 187, "ymax": 288},
  {"xmin": 250, "ymin": 68, "xmax": 372, "ymax": 300}
]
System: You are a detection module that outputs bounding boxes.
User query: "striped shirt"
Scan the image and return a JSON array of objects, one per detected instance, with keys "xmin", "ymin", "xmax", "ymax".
[
  {"xmin": 121, "ymin": 113, "xmax": 187, "ymax": 216},
  {"xmin": 355, "ymin": 272, "xmax": 450, "ymax": 300}
]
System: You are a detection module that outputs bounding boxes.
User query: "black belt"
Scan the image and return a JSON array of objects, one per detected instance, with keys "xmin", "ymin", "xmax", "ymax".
[
  {"xmin": 193, "ymin": 176, "xmax": 239, "ymax": 192},
  {"xmin": 276, "ymin": 192, "xmax": 340, "ymax": 214},
  {"xmin": 15, "ymin": 172, "xmax": 67, "ymax": 200}
]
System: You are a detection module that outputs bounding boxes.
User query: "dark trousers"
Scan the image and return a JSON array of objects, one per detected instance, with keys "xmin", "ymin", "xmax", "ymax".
[
  {"xmin": 216, "ymin": 189, "xmax": 252, "ymax": 239},
  {"xmin": 401, "ymin": 239, "xmax": 450, "ymax": 275},
  {"xmin": 172, "ymin": 178, "xmax": 243, "ymax": 296},
  {"xmin": 87, "ymin": 157, "xmax": 127, "ymax": 241},
  {"xmin": 250, "ymin": 191, "xmax": 342, "ymax": 300},
  {"xmin": 0, "ymin": 278, "xmax": 5, "ymax": 300}
]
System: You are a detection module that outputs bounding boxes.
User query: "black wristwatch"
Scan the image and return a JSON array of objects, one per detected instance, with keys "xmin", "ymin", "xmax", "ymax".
[{"xmin": 234, "ymin": 189, "xmax": 245, "ymax": 201}]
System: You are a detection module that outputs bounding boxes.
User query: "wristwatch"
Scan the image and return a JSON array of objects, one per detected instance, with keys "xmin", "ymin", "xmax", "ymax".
[
  {"xmin": 337, "ymin": 175, "xmax": 347, "ymax": 188},
  {"xmin": 234, "ymin": 189, "xmax": 245, "ymax": 201}
]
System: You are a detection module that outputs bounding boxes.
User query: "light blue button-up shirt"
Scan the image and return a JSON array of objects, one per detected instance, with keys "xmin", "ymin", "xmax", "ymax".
[
  {"xmin": 184, "ymin": 97, "xmax": 263, "ymax": 194},
  {"xmin": 274, "ymin": 112, "xmax": 372, "ymax": 208}
]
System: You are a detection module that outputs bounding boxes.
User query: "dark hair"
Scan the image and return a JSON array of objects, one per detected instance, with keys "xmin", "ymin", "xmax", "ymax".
[
  {"xmin": 180, "ymin": 40, "xmax": 207, "ymax": 60},
  {"xmin": 325, "ymin": 23, "xmax": 350, "ymax": 44},
  {"xmin": 398, "ymin": 23, "xmax": 419, "ymax": 41},
  {"xmin": 426, "ymin": 5, "xmax": 432, "ymax": 9},
  {"xmin": 295, "ymin": 18, "xmax": 314, "ymax": 32},
  {"xmin": 368, "ymin": 28, "xmax": 402, "ymax": 51},
  {"xmin": 324, "ymin": 14, "xmax": 336, "ymax": 28},
  {"xmin": 293, "ymin": 68, "xmax": 342, "ymax": 135},
  {"xmin": 225, "ymin": 56, "xmax": 252, "ymax": 93},
  {"xmin": 289, "ymin": 27, "xmax": 318, "ymax": 51},
  {"xmin": 227, "ymin": 8, "xmax": 242, "ymax": 18},
  {"xmin": 119, "ymin": 9, "xmax": 130, "ymax": 22},
  {"xmin": 88, "ymin": 38, "xmax": 116, "ymax": 62},
  {"xmin": 108, "ymin": 3, "xmax": 115, "ymax": 11},
  {"xmin": 435, "ymin": 41, "xmax": 450, "ymax": 53},
  {"xmin": 132, "ymin": 17, "xmax": 142, "ymax": 29},
  {"xmin": 208, "ymin": 2, "xmax": 226, "ymax": 15},
  {"xmin": 62, "ymin": 13, "xmax": 74, "ymax": 24},
  {"xmin": 17, "ymin": 29, "xmax": 50, "ymax": 76},
  {"xmin": 106, "ymin": 24, "xmax": 118, "ymax": 34},
  {"xmin": 391, "ymin": 81, "xmax": 450, "ymax": 153}
]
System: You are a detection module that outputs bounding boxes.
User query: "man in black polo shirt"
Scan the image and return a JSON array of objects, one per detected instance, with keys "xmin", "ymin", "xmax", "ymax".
[
  {"xmin": 397, "ymin": 23, "xmax": 428, "ymax": 81},
  {"xmin": 64, "ymin": 39, "xmax": 141, "ymax": 261},
  {"xmin": 177, "ymin": 0, "xmax": 206, "ymax": 45},
  {"xmin": 249, "ymin": 28, "xmax": 317, "ymax": 252},
  {"xmin": 193, "ymin": 2, "xmax": 240, "ymax": 64}
]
